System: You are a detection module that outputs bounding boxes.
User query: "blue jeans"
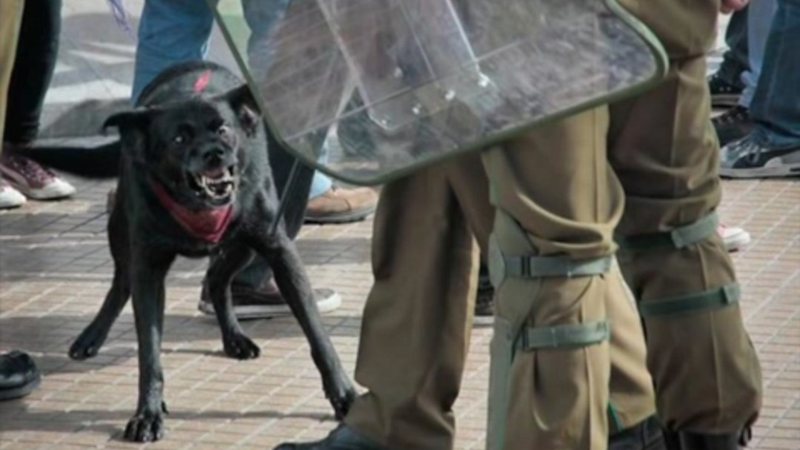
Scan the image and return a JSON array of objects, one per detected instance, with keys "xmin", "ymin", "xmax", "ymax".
[
  {"xmin": 739, "ymin": 0, "xmax": 777, "ymax": 108},
  {"xmin": 750, "ymin": 0, "xmax": 800, "ymax": 149},
  {"xmin": 717, "ymin": 7, "xmax": 748, "ymax": 89},
  {"xmin": 133, "ymin": 0, "xmax": 324, "ymax": 289},
  {"xmin": 132, "ymin": 0, "xmax": 332, "ymax": 199}
]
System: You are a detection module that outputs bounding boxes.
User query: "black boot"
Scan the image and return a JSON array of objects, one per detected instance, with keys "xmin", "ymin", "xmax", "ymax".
[
  {"xmin": 661, "ymin": 427, "xmax": 751, "ymax": 450},
  {"xmin": 677, "ymin": 431, "xmax": 743, "ymax": 450},
  {"xmin": 0, "ymin": 350, "xmax": 41, "ymax": 400},
  {"xmin": 274, "ymin": 425, "xmax": 387, "ymax": 450},
  {"xmin": 662, "ymin": 429, "xmax": 681, "ymax": 450},
  {"xmin": 609, "ymin": 416, "xmax": 667, "ymax": 450}
]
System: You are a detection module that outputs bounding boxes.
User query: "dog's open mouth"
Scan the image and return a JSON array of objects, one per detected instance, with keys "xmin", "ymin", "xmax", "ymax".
[{"xmin": 188, "ymin": 166, "xmax": 237, "ymax": 201}]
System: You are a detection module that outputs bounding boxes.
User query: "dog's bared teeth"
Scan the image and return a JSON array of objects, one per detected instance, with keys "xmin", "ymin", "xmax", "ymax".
[
  {"xmin": 190, "ymin": 169, "xmax": 235, "ymax": 200},
  {"xmin": 194, "ymin": 174, "xmax": 208, "ymax": 187}
]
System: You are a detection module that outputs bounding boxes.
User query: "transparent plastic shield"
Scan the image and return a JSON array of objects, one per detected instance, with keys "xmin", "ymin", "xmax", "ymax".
[{"xmin": 213, "ymin": 0, "xmax": 666, "ymax": 185}]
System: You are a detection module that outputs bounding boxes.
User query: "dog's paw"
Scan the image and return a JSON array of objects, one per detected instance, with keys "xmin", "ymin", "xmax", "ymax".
[
  {"xmin": 324, "ymin": 376, "xmax": 357, "ymax": 421},
  {"xmin": 223, "ymin": 332, "xmax": 260, "ymax": 360},
  {"xmin": 123, "ymin": 407, "xmax": 165, "ymax": 442},
  {"xmin": 69, "ymin": 324, "xmax": 108, "ymax": 360}
]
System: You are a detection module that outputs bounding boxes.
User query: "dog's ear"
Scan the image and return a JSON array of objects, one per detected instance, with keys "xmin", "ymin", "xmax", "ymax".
[
  {"xmin": 102, "ymin": 108, "xmax": 160, "ymax": 161},
  {"xmin": 102, "ymin": 108, "xmax": 155, "ymax": 134},
  {"xmin": 222, "ymin": 85, "xmax": 261, "ymax": 136}
]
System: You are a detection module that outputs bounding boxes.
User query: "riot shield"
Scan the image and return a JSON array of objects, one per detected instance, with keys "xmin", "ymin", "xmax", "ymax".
[{"xmin": 213, "ymin": 0, "xmax": 667, "ymax": 185}]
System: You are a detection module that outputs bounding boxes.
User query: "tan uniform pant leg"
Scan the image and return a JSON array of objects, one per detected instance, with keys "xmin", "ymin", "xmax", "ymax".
[
  {"xmin": 0, "ymin": 0, "xmax": 25, "ymax": 144},
  {"xmin": 344, "ymin": 154, "xmax": 493, "ymax": 450},
  {"xmin": 483, "ymin": 108, "xmax": 655, "ymax": 450},
  {"xmin": 345, "ymin": 113, "xmax": 655, "ymax": 449},
  {"xmin": 611, "ymin": 0, "xmax": 762, "ymax": 433}
]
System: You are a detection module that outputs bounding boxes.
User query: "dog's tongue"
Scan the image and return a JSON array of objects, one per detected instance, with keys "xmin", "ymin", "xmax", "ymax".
[{"xmin": 202, "ymin": 167, "xmax": 226, "ymax": 179}]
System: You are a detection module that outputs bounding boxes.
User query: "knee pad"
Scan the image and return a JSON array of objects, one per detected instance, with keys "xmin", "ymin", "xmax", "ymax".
[
  {"xmin": 616, "ymin": 212, "xmax": 741, "ymax": 318},
  {"xmin": 487, "ymin": 229, "xmax": 613, "ymax": 449}
]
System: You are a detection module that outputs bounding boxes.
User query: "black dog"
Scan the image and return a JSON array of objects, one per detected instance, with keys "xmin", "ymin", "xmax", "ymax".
[{"xmin": 23, "ymin": 62, "xmax": 356, "ymax": 442}]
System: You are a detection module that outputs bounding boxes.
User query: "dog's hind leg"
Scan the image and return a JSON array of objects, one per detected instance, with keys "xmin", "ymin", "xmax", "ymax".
[
  {"xmin": 252, "ymin": 230, "xmax": 357, "ymax": 420},
  {"xmin": 124, "ymin": 247, "xmax": 175, "ymax": 443},
  {"xmin": 70, "ymin": 207, "xmax": 132, "ymax": 360},
  {"xmin": 206, "ymin": 243, "xmax": 261, "ymax": 360}
]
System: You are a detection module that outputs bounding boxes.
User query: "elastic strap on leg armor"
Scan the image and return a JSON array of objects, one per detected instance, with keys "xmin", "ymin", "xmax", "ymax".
[
  {"xmin": 616, "ymin": 212, "xmax": 719, "ymax": 250},
  {"xmin": 515, "ymin": 320, "xmax": 610, "ymax": 351},
  {"xmin": 489, "ymin": 236, "xmax": 613, "ymax": 288},
  {"xmin": 488, "ymin": 317, "xmax": 611, "ymax": 449},
  {"xmin": 504, "ymin": 255, "xmax": 613, "ymax": 278},
  {"xmin": 638, "ymin": 283, "xmax": 740, "ymax": 318}
]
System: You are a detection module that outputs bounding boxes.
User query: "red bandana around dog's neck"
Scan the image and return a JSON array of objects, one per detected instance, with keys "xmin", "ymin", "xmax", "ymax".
[{"xmin": 150, "ymin": 180, "xmax": 233, "ymax": 244}]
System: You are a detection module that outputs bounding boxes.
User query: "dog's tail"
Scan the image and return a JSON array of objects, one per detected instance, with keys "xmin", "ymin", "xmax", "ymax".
[{"xmin": 18, "ymin": 136, "xmax": 121, "ymax": 179}]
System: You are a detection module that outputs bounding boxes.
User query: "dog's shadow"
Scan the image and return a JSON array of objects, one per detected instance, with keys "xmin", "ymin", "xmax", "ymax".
[
  {"xmin": 0, "ymin": 312, "xmax": 355, "ymax": 439},
  {"xmin": 0, "ymin": 312, "xmax": 362, "ymax": 379},
  {"xmin": 0, "ymin": 403, "xmax": 333, "ymax": 437}
]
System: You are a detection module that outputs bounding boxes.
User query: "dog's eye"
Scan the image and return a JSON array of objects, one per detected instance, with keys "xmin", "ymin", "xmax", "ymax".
[
  {"xmin": 173, "ymin": 134, "xmax": 185, "ymax": 144},
  {"xmin": 217, "ymin": 125, "xmax": 232, "ymax": 138}
]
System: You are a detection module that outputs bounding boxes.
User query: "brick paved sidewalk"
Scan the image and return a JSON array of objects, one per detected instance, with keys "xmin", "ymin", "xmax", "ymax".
[
  {"xmin": 1, "ymin": 3, "xmax": 798, "ymax": 449},
  {"xmin": 1, "ymin": 176, "xmax": 797, "ymax": 450}
]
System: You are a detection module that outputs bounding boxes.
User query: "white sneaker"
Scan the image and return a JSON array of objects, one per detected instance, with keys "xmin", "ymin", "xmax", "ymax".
[
  {"xmin": 0, "ymin": 179, "xmax": 26, "ymax": 209},
  {"xmin": 0, "ymin": 152, "xmax": 76, "ymax": 200},
  {"xmin": 718, "ymin": 224, "xmax": 751, "ymax": 252}
]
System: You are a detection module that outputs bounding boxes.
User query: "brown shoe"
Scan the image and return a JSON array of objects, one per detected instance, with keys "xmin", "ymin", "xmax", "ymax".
[{"xmin": 305, "ymin": 186, "xmax": 377, "ymax": 224}]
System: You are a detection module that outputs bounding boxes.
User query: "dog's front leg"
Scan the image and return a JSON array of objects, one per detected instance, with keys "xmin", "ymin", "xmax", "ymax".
[
  {"xmin": 206, "ymin": 242, "xmax": 260, "ymax": 359},
  {"xmin": 71, "ymin": 206, "xmax": 132, "ymax": 360},
  {"xmin": 252, "ymin": 231, "xmax": 356, "ymax": 420},
  {"xmin": 124, "ymin": 248, "xmax": 175, "ymax": 443}
]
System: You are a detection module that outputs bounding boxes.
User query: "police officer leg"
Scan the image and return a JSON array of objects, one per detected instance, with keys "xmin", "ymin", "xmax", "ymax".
[
  {"xmin": 276, "ymin": 154, "xmax": 493, "ymax": 450},
  {"xmin": 482, "ymin": 108, "xmax": 660, "ymax": 450},
  {"xmin": 342, "ymin": 156, "xmax": 492, "ymax": 450},
  {"xmin": 611, "ymin": 1, "xmax": 763, "ymax": 447}
]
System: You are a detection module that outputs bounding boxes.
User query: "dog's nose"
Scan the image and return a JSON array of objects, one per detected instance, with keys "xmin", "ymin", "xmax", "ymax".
[{"xmin": 202, "ymin": 148, "xmax": 225, "ymax": 166}]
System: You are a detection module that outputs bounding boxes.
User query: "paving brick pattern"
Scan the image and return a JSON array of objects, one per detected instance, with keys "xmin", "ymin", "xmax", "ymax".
[
  {"xmin": 1, "ymin": 3, "xmax": 798, "ymax": 450},
  {"xmin": 4, "ymin": 177, "xmax": 797, "ymax": 450}
]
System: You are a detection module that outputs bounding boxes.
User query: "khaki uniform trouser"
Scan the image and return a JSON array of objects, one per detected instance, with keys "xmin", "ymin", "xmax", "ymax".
[
  {"xmin": 344, "ymin": 0, "xmax": 762, "ymax": 449},
  {"xmin": 0, "ymin": 0, "xmax": 25, "ymax": 145}
]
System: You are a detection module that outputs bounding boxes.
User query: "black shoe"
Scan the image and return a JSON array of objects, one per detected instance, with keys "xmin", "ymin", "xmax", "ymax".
[
  {"xmin": 662, "ymin": 427, "xmax": 751, "ymax": 450},
  {"xmin": 712, "ymin": 106, "xmax": 753, "ymax": 147},
  {"xmin": 674, "ymin": 431, "xmax": 743, "ymax": 450},
  {"xmin": 720, "ymin": 134, "xmax": 800, "ymax": 178},
  {"xmin": 708, "ymin": 73, "xmax": 744, "ymax": 108},
  {"xmin": 609, "ymin": 416, "xmax": 667, "ymax": 450},
  {"xmin": 274, "ymin": 425, "xmax": 386, "ymax": 450},
  {"xmin": 474, "ymin": 268, "xmax": 495, "ymax": 325},
  {"xmin": 0, "ymin": 351, "xmax": 42, "ymax": 400},
  {"xmin": 199, "ymin": 279, "xmax": 341, "ymax": 320}
]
